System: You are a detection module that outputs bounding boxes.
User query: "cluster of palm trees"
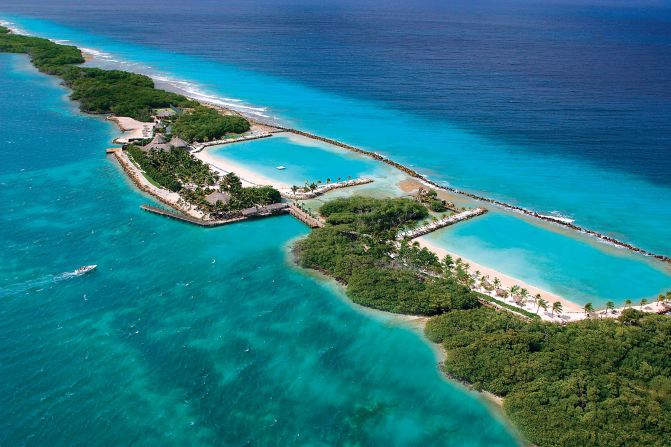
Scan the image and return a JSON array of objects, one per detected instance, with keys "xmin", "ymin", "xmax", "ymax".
[
  {"xmin": 290, "ymin": 176, "xmax": 352, "ymax": 195},
  {"xmin": 621, "ymin": 291, "xmax": 671, "ymax": 310},
  {"xmin": 446, "ymin": 257, "xmax": 564, "ymax": 318},
  {"xmin": 444, "ymin": 256, "xmax": 671, "ymax": 321},
  {"xmin": 582, "ymin": 290, "xmax": 671, "ymax": 318}
]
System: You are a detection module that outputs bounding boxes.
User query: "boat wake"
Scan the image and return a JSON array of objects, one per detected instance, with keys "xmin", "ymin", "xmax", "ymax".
[{"xmin": 0, "ymin": 267, "xmax": 95, "ymax": 298}]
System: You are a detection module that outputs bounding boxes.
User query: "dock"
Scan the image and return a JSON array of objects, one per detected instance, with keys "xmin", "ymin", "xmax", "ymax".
[
  {"xmin": 282, "ymin": 178, "xmax": 374, "ymax": 199},
  {"xmin": 140, "ymin": 203, "xmax": 289, "ymax": 227},
  {"xmin": 288, "ymin": 203, "xmax": 325, "ymax": 228},
  {"xmin": 396, "ymin": 208, "xmax": 487, "ymax": 240}
]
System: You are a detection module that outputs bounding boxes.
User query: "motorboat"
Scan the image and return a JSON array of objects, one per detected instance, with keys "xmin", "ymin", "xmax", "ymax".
[{"xmin": 74, "ymin": 265, "xmax": 97, "ymax": 275}]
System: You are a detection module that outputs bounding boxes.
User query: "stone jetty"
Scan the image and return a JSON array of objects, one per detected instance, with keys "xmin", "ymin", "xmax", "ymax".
[{"xmin": 396, "ymin": 208, "xmax": 487, "ymax": 240}]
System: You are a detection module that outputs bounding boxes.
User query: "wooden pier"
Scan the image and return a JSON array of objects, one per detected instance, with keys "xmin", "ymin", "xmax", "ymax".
[
  {"xmin": 288, "ymin": 203, "xmax": 325, "ymax": 228},
  {"xmin": 140, "ymin": 203, "xmax": 289, "ymax": 227}
]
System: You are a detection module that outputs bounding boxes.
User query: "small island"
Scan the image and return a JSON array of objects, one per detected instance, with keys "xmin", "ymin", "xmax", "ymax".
[{"xmin": 3, "ymin": 25, "xmax": 671, "ymax": 447}]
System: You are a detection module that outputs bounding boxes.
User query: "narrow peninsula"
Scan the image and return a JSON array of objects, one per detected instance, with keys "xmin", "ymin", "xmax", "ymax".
[{"xmin": 2, "ymin": 25, "xmax": 671, "ymax": 447}]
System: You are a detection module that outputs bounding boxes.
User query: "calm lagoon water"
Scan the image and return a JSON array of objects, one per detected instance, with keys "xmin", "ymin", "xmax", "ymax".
[
  {"xmin": 209, "ymin": 134, "xmax": 383, "ymax": 187},
  {"xmin": 424, "ymin": 210, "xmax": 671, "ymax": 308},
  {"xmin": 0, "ymin": 54, "xmax": 519, "ymax": 445}
]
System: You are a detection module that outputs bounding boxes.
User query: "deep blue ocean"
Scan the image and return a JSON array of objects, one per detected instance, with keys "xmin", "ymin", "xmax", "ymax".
[{"xmin": 1, "ymin": 1, "xmax": 671, "ymax": 445}]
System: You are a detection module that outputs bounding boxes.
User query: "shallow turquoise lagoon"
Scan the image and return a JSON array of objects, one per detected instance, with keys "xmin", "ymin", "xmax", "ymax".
[
  {"xmin": 0, "ymin": 54, "xmax": 520, "ymax": 445},
  {"xmin": 210, "ymin": 134, "xmax": 383, "ymax": 187},
  {"xmin": 5, "ymin": 15, "xmax": 671, "ymax": 256},
  {"xmin": 424, "ymin": 210, "xmax": 671, "ymax": 308}
]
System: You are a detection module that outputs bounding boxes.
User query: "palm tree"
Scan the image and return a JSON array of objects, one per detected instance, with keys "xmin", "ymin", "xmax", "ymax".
[
  {"xmin": 658, "ymin": 294, "xmax": 665, "ymax": 307},
  {"xmin": 326, "ymin": 178, "xmax": 331, "ymax": 184},
  {"xmin": 309, "ymin": 182, "xmax": 318, "ymax": 192},
  {"xmin": 606, "ymin": 301, "xmax": 615, "ymax": 314},
  {"xmin": 666, "ymin": 291, "xmax": 671, "ymax": 302},
  {"xmin": 493, "ymin": 277, "xmax": 501, "ymax": 289},
  {"xmin": 536, "ymin": 298, "xmax": 548, "ymax": 315},
  {"xmin": 551, "ymin": 301, "xmax": 563, "ymax": 317},
  {"xmin": 443, "ymin": 254, "xmax": 454, "ymax": 271},
  {"xmin": 584, "ymin": 302, "xmax": 594, "ymax": 316},
  {"xmin": 519, "ymin": 288, "xmax": 530, "ymax": 304},
  {"xmin": 624, "ymin": 299, "xmax": 632, "ymax": 308},
  {"xmin": 640, "ymin": 298, "xmax": 648, "ymax": 308},
  {"xmin": 510, "ymin": 285, "xmax": 522, "ymax": 305},
  {"xmin": 291, "ymin": 185, "xmax": 298, "ymax": 194}
]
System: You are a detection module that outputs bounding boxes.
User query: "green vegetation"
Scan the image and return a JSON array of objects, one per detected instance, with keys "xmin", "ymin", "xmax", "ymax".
[
  {"xmin": 127, "ymin": 145, "xmax": 280, "ymax": 213},
  {"xmin": 204, "ymin": 172, "xmax": 281, "ymax": 213},
  {"xmin": 415, "ymin": 187, "xmax": 452, "ymax": 212},
  {"xmin": 426, "ymin": 307, "xmax": 671, "ymax": 446},
  {"xmin": 127, "ymin": 145, "xmax": 215, "ymax": 192},
  {"xmin": 0, "ymin": 26, "xmax": 215, "ymax": 122},
  {"xmin": 171, "ymin": 106, "xmax": 250, "ymax": 142},
  {"xmin": 62, "ymin": 68, "xmax": 196, "ymax": 122},
  {"xmin": 319, "ymin": 196, "xmax": 429, "ymax": 238},
  {"xmin": 0, "ymin": 26, "xmax": 84, "ymax": 72},
  {"xmin": 294, "ymin": 196, "xmax": 480, "ymax": 315}
]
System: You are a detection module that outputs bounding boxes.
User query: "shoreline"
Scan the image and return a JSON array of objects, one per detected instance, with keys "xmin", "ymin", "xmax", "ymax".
[
  {"xmin": 110, "ymin": 148, "xmax": 205, "ymax": 219},
  {"xmin": 416, "ymin": 237, "xmax": 668, "ymax": 318},
  {"xmin": 284, "ymin": 241, "xmax": 508, "ymax": 411},
  {"xmin": 416, "ymin": 237, "xmax": 583, "ymax": 314},
  {"xmin": 193, "ymin": 146, "xmax": 285, "ymax": 188}
]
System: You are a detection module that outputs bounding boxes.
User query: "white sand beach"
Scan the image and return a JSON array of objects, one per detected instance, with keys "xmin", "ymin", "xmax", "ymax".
[
  {"xmin": 415, "ymin": 237, "xmax": 584, "ymax": 315},
  {"xmin": 194, "ymin": 148, "xmax": 285, "ymax": 188},
  {"xmin": 108, "ymin": 116, "xmax": 154, "ymax": 144}
]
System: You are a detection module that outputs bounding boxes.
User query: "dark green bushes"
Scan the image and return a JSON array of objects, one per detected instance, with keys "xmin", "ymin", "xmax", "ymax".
[
  {"xmin": 426, "ymin": 307, "xmax": 671, "ymax": 446},
  {"xmin": 319, "ymin": 196, "xmax": 428, "ymax": 238},
  {"xmin": 172, "ymin": 107, "xmax": 250, "ymax": 142},
  {"xmin": 294, "ymin": 196, "xmax": 479, "ymax": 315},
  {"xmin": 127, "ymin": 145, "xmax": 215, "ymax": 191},
  {"xmin": 63, "ymin": 68, "xmax": 197, "ymax": 122},
  {"xmin": 0, "ymin": 26, "xmax": 200, "ymax": 121}
]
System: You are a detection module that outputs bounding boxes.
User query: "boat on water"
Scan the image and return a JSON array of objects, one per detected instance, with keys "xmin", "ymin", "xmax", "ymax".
[
  {"xmin": 74, "ymin": 265, "xmax": 97, "ymax": 275},
  {"xmin": 275, "ymin": 165, "xmax": 286, "ymax": 170}
]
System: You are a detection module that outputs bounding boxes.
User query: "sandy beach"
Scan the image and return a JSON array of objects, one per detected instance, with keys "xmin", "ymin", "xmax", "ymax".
[
  {"xmin": 415, "ymin": 236, "xmax": 584, "ymax": 314},
  {"xmin": 194, "ymin": 147, "xmax": 286, "ymax": 188},
  {"xmin": 108, "ymin": 116, "xmax": 154, "ymax": 144}
]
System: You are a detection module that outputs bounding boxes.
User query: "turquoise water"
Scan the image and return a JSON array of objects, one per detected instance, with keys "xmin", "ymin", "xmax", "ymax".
[
  {"xmin": 4, "ymin": 15, "xmax": 670, "ymax": 258},
  {"xmin": 210, "ymin": 134, "xmax": 383, "ymax": 187},
  {"xmin": 0, "ymin": 54, "xmax": 520, "ymax": 445},
  {"xmin": 211, "ymin": 134, "xmax": 671, "ymax": 307},
  {"xmin": 424, "ymin": 210, "xmax": 671, "ymax": 308}
]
